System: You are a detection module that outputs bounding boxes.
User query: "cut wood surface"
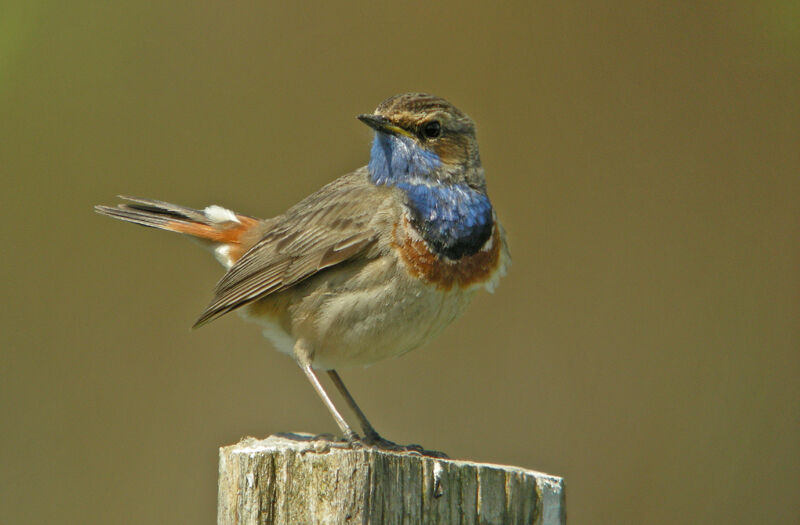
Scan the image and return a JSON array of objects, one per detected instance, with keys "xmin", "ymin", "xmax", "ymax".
[{"xmin": 218, "ymin": 433, "xmax": 565, "ymax": 524}]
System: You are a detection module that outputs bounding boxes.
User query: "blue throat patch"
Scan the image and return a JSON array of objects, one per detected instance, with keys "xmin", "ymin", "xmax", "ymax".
[{"xmin": 368, "ymin": 133, "xmax": 494, "ymax": 259}]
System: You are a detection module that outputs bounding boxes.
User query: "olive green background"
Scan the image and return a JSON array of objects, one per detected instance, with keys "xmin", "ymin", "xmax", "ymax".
[{"xmin": 1, "ymin": 2, "xmax": 798, "ymax": 524}]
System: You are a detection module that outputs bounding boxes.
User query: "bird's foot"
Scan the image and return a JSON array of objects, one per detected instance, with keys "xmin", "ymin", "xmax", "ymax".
[
  {"xmin": 275, "ymin": 432, "xmax": 356, "ymax": 454},
  {"xmin": 274, "ymin": 431, "xmax": 447, "ymax": 457},
  {"xmin": 359, "ymin": 432, "xmax": 448, "ymax": 458}
]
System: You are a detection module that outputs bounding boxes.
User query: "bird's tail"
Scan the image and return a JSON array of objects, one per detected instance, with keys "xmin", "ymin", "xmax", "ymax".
[{"xmin": 95, "ymin": 196, "xmax": 261, "ymax": 267}]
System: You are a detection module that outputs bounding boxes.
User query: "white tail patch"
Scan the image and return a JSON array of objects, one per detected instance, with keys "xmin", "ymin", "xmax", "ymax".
[
  {"xmin": 204, "ymin": 205, "xmax": 240, "ymax": 224},
  {"xmin": 214, "ymin": 245, "xmax": 236, "ymax": 269}
]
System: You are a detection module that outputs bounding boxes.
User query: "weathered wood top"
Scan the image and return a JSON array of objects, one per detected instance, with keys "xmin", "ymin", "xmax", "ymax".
[{"xmin": 218, "ymin": 433, "xmax": 565, "ymax": 525}]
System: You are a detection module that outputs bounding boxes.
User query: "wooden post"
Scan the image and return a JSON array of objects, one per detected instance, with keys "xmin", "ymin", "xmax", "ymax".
[{"xmin": 218, "ymin": 433, "xmax": 566, "ymax": 524}]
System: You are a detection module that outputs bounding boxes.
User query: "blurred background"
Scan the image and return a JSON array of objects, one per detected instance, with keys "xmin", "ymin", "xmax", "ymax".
[{"xmin": 1, "ymin": 2, "xmax": 798, "ymax": 523}]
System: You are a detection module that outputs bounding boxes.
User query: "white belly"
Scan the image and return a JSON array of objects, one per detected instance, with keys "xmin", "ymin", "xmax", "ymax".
[
  {"xmin": 241, "ymin": 255, "xmax": 478, "ymax": 370},
  {"xmin": 311, "ymin": 275, "xmax": 476, "ymax": 369}
]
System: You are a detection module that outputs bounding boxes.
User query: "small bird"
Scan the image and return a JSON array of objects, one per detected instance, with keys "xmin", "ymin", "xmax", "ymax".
[{"xmin": 96, "ymin": 93, "xmax": 509, "ymax": 451}]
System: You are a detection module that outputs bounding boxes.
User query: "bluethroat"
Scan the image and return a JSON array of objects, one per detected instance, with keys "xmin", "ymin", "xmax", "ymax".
[{"xmin": 96, "ymin": 93, "xmax": 510, "ymax": 451}]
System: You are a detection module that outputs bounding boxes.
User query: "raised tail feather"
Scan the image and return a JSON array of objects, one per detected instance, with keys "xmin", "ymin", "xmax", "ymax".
[{"xmin": 95, "ymin": 195, "xmax": 261, "ymax": 267}]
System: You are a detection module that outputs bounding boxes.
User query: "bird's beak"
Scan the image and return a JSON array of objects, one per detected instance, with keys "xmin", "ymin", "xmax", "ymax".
[{"xmin": 357, "ymin": 114, "xmax": 414, "ymax": 138}]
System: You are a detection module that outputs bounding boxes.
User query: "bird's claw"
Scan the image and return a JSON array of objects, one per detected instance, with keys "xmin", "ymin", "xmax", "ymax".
[{"xmin": 359, "ymin": 433, "xmax": 448, "ymax": 458}]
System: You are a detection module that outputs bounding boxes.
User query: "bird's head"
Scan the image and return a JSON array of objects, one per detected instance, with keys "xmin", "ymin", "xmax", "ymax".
[{"xmin": 359, "ymin": 93, "xmax": 484, "ymax": 189}]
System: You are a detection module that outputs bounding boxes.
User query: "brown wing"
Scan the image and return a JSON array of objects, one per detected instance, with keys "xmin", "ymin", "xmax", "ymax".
[{"xmin": 193, "ymin": 170, "xmax": 384, "ymax": 327}]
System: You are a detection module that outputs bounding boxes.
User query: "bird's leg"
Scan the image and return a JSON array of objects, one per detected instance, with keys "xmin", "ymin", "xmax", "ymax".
[
  {"xmin": 327, "ymin": 370, "xmax": 449, "ymax": 458},
  {"xmin": 327, "ymin": 370, "xmax": 383, "ymax": 443},
  {"xmin": 297, "ymin": 361, "xmax": 360, "ymax": 443}
]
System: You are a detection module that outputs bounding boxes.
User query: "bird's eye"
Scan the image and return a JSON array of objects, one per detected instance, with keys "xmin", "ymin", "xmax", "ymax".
[{"xmin": 422, "ymin": 120, "xmax": 441, "ymax": 139}]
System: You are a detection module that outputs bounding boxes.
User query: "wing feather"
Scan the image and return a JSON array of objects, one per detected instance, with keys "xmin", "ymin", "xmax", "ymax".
[{"xmin": 193, "ymin": 170, "xmax": 386, "ymax": 327}]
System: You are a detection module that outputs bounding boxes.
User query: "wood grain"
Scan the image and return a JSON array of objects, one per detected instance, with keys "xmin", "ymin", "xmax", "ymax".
[{"xmin": 218, "ymin": 433, "xmax": 565, "ymax": 525}]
